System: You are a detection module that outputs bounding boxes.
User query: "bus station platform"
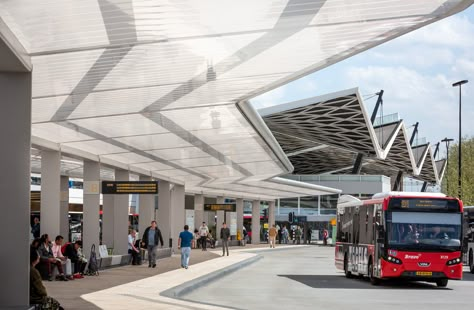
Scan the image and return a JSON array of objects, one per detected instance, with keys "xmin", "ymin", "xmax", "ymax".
[{"xmin": 44, "ymin": 244, "xmax": 308, "ymax": 309}]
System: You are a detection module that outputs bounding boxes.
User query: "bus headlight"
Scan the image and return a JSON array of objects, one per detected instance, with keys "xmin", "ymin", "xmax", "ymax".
[
  {"xmin": 387, "ymin": 256, "xmax": 402, "ymax": 265},
  {"xmin": 446, "ymin": 257, "xmax": 462, "ymax": 266}
]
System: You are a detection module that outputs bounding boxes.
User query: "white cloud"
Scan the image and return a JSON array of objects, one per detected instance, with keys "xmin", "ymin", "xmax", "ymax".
[{"xmin": 343, "ymin": 65, "xmax": 472, "ymax": 143}]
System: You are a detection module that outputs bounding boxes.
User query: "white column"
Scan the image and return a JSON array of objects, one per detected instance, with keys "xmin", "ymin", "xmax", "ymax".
[
  {"xmin": 60, "ymin": 176, "xmax": 69, "ymax": 240},
  {"xmin": 0, "ymin": 71, "xmax": 31, "ymax": 307},
  {"xmin": 41, "ymin": 150, "xmax": 61, "ymax": 238},
  {"xmin": 114, "ymin": 169, "xmax": 129, "ymax": 255},
  {"xmin": 138, "ymin": 175, "xmax": 154, "ymax": 236},
  {"xmin": 83, "ymin": 160, "xmax": 101, "ymax": 259},
  {"xmin": 171, "ymin": 184, "xmax": 185, "ymax": 251},
  {"xmin": 297, "ymin": 196, "xmax": 301, "ymax": 215},
  {"xmin": 277, "ymin": 198, "xmax": 280, "ymax": 215},
  {"xmin": 268, "ymin": 200, "xmax": 276, "ymax": 227},
  {"xmin": 236, "ymin": 198, "xmax": 244, "ymax": 236},
  {"xmin": 101, "ymin": 193, "xmax": 114, "ymax": 248},
  {"xmin": 251, "ymin": 200, "xmax": 260, "ymax": 244},
  {"xmin": 194, "ymin": 194, "xmax": 204, "ymax": 231},
  {"xmin": 157, "ymin": 180, "xmax": 171, "ymax": 248},
  {"xmin": 216, "ymin": 196, "xmax": 225, "ymax": 236},
  {"xmin": 318, "ymin": 195, "xmax": 321, "ymax": 215}
]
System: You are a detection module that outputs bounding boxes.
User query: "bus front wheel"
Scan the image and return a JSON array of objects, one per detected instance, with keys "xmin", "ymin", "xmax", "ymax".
[
  {"xmin": 344, "ymin": 254, "xmax": 352, "ymax": 278},
  {"xmin": 436, "ymin": 279, "xmax": 448, "ymax": 287},
  {"xmin": 469, "ymin": 249, "xmax": 474, "ymax": 274},
  {"xmin": 368, "ymin": 259, "xmax": 379, "ymax": 285}
]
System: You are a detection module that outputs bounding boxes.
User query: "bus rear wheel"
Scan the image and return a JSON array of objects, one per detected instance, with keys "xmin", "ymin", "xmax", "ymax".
[
  {"xmin": 368, "ymin": 259, "xmax": 379, "ymax": 285},
  {"xmin": 469, "ymin": 249, "xmax": 474, "ymax": 274},
  {"xmin": 344, "ymin": 254, "xmax": 352, "ymax": 278},
  {"xmin": 436, "ymin": 279, "xmax": 448, "ymax": 287}
]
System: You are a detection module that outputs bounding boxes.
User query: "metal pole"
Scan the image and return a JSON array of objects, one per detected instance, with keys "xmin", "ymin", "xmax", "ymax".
[
  {"xmin": 447, "ymin": 142, "xmax": 450, "ymax": 194},
  {"xmin": 452, "ymin": 80, "xmax": 468, "ymax": 199},
  {"xmin": 458, "ymin": 84, "xmax": 462, "ymax": 200}
]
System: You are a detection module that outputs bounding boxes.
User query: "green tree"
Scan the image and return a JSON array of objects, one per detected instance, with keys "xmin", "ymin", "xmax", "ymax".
[{"xmin": 441, "ymin": 136, "xmax": 474, "ymax": 206}]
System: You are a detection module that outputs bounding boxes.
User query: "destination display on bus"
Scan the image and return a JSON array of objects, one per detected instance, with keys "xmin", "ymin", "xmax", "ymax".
[
  {"xmin": 388, "ymin": 198, "xmax": 460, "ymax": 211},
  {"xmin": 204, "ymin": 204, "xmax": 236, "ymax": 211},
  {"xmin": 102, "ymin": 181, "xmax": 158, "ymax": 194}
]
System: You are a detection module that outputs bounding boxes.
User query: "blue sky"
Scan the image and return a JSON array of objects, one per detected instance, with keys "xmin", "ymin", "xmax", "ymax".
[{"xmin": 251, "ymin": 5, "xmax": 474, "ymax": 158}]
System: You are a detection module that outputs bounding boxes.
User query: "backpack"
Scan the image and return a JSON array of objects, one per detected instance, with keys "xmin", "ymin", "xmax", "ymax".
[{"xmin": 86, "ymin": 244, "xmax": 100, "ymax": 276}]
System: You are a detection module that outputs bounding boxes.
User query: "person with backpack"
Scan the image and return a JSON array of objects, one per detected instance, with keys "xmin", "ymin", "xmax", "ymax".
[{"xmin": 141, "ymin": 220, "xmax": 164, "ymax": 268}]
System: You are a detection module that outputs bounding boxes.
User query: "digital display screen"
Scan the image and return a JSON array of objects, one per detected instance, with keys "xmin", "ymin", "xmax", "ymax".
[
  {"xmin": 204, "ymin": 204, "xmax": 236, "ymax": 211},
  {"xmin": 388, "ymin": 198, "xmax": 460, "ymax": 211},
  {"xmin": 101, "ymin": 181, "xmax": 158, "ymax": 194}
]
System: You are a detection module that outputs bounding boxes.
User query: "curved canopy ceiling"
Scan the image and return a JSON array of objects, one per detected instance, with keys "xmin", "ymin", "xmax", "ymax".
[
  {"xmin": 1, "ymin": 0, "xmax": 469, "ymax": 197},
  {"xmin": 260, "ymin": 88, "xmax": 446, "ymax": 184}
]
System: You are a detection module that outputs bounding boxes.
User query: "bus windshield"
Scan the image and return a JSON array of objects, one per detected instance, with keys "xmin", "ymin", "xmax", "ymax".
[{"xmin": 387, "ymin": 212, "xmax": 462, "ymax": 251}]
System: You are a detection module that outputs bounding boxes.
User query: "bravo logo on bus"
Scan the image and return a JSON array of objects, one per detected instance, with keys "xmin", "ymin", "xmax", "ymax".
[{"xmin": 404, "ymin": 254, "xmax": 421, "ymax": 259}]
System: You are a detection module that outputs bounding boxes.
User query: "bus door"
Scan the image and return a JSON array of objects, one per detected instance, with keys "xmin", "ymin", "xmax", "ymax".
[{"xmin": 373, "ymin": 208, "xmax": 384, "ymax": 277}]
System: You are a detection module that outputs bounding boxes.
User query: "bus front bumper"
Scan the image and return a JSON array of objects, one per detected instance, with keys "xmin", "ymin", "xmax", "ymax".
[{"xmin": 381, "ymin": 259, "xmax": 463, "ymax": 280}]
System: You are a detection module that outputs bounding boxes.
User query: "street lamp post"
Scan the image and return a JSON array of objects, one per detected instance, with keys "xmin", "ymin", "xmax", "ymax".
[
  {"xmin": 452, "ymin": 79, "xmax": 468, "ymax": 200},
  {"xmin": 441, "ymin": 137, "xmax": 454, "ymax": 194}
]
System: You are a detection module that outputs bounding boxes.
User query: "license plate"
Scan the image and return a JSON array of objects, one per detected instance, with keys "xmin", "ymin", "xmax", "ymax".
[{"xmin": 416, "ymin": 271, "xmax": 432, "ymax": 276}]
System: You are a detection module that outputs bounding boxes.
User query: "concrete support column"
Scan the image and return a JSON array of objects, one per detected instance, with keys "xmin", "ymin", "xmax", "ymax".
[
  {"xmin": 41, "ymin": 150, "xmax": 61, "ymax": 238},
  {"xmin": 83, "ymin": 160, "xmax": 101, "ymax": 259},
  {"xmin": 277, "ymin": 199, "xmax": 280, "ymax": 215},
  {"xmin": 157, "ymin": 180, "xmax": 171, "ymax": 248},
  {"xmin": 251, "ymin": 200, "xmax": 260, "ymax": 244},
  {"xmin": 60, "ymin": 176, "xmax": 69, "ymax": 240},
  {"xmin": 194, "ymin": 194, "xmax": 204, "ymax": 231},
  {"xmin": 114, "ymin": 169, "xmax": 129, "ymax": 255},
  {"xmin": 297, "ymin": 196, "xmax": 301, "ymax": 215},
  {"xmin": 0, "ymin": 71, "xmax": 31, "ymax": 307},
  {"xmin": 268, "ymin": 200, "xmax": 275, "ymax": 227},
  {"xmin": 138, "ymin": 176, "xmax": 154, "ymax": 236},
  {"xmin": 216, "ymin": 196, "xmax": 225, "ymax": 236},
  {"xmin": 171, "ymin": 184, "xmax": 185, "ymax": 252},
  {"xmin": 236, "ymin": 198, "xmax": 244, "ymax": 235}
]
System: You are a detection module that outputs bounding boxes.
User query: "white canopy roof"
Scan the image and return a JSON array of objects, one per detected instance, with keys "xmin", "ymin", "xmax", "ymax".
[{"xmin": 1, "ymin": 0, "xmax": 470, "ymax": 198}]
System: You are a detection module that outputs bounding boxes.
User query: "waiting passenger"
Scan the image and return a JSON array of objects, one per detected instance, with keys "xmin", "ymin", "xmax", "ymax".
[
  {"xmin": 38, "ymin": 234, "xmax": 67, "ymax": 281},
  {"xmin": 31, "ymin": 217, "xmax": 41, "ymax": 239},
  {"xmin": 128, "ymin": 230, "xmax": 140, "ymax": 265},
  {"xmin": 207, "ymin": 230, "xmax": 216, "ymax": 248},
  {"xmin": 51, "ymin": 235, "xmax": 73, "ymax": 280},
  {"xmin": 31, "ymin": 238, "xmax": 41, "ymax": 250},
  {"xmin": 30, "ymin": 247, "xmax": 64, "ymax": 310},
  {"xmin": 62, "ymin": 240, "xmax": 87, "ymax": 278}
]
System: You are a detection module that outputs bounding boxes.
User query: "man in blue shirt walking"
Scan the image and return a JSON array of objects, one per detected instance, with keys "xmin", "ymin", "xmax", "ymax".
[{"xmin": 178, "ymin": 225, "xmax": 194, "ymax": 269}]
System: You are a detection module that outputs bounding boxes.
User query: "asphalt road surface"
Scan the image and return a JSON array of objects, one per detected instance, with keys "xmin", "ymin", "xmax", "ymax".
[{"xmin": 183, "ymin": 246, "xmax": 474, "ymax": 310}]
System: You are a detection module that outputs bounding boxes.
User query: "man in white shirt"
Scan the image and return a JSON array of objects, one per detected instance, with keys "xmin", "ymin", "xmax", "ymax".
[
  {"xmin": 52, "ymin": 235, "xmax": 73, "ymax": 280},
  {"xmin": 199, "ymin": 222, "xmax": 209, "ymax": 251}
]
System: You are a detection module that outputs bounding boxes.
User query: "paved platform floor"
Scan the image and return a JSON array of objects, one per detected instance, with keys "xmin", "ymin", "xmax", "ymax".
[
  {"xmin": 44, "ymin": 244, "xmax": 294, "ymax": 309},
  {"xmin": 184, "ymin": 246, "xmax": 474, "ymax": 310}
]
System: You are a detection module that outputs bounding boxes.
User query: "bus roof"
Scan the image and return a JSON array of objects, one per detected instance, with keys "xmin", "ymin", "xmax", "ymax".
[
  {"xmin": 371, "ymin": 191, "xmax": 447, "ymax": 200},
  {"xmin": 337, "ymin": 192, "xmax": 449, "ymax": 209}
]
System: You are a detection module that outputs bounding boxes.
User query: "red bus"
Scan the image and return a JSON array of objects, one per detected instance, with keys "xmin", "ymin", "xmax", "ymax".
[{"xmin": 335, "ymin": 192, "xmax": 463, "ymax": 287}]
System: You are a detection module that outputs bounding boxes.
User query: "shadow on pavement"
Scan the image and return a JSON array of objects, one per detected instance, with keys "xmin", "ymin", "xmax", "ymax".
[
  {"xmin": 462, "ymin": 272, "xmax": 474, "ymax": 281},
  {"xmin": 278, "ymin": 274, "xmax": 452, "ymax": 290}
]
